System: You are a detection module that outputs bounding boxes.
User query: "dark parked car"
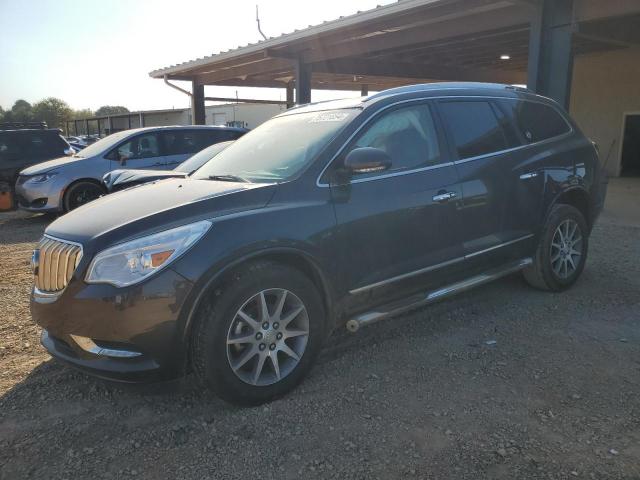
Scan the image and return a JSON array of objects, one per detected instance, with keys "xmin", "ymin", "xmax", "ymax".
[
  {"xmin": 0, "ymin": 127, "xmax": 73, "ymax": 187},
  {"xmin": 102, "ymin": 140, "xmax": 235, "ymax": 192},
  {"xmin": 30, "ymin": 83, "xmax": 607, "ymax": 405}
]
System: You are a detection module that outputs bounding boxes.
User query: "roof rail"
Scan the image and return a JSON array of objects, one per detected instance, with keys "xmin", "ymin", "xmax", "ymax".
[
  {"xmin": 366, "ymin": 82, "xmax": 532, "ymax": 101},
  {"xmin": 0, "ymin": 121, "xmax": 48, "ymax": 131}
]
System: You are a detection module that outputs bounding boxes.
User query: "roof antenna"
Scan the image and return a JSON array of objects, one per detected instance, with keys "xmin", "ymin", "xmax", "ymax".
[{"xmin": 256, "ymin": 5, "xmax": 267, "ymax": 41}]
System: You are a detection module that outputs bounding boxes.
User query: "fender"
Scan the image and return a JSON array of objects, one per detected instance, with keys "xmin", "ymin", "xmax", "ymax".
[
  {"xmin": 541, "ymin": 184, "xmax": 591, "ymax": 233},
  {"xmin": 176, "ymin": 245, "xmax": 336, "ymax": 346}
]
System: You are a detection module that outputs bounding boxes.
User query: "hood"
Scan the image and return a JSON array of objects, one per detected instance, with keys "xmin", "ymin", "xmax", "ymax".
[
  {"xmin": 20, "ymin": 155, "xmax": 86, "ymax": 175},
  {"xmin": 46, "ymin": 177, "xmax": 276, "ymax": 249},
  {"xmin": 104, "ymin": 169, "xmax": 185, "ymax": 191}
]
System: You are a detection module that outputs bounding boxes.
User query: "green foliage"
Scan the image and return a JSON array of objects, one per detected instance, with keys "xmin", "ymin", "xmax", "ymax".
[
  {"xmin": 95, "ymin": 105, "xmax": 129, "ymax": 117},
  {"xmin": 72, "ymin": 108, "xmax": 94, "ymax": 120},
  {"xmin": 32, "ymin": 97, "xmax": 73, "ymax": 129},
  {"xmin": 2, "ymin": 99, "xmax": 34, "ymax": 123}
]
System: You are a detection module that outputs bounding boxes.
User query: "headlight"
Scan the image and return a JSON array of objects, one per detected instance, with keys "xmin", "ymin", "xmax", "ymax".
[
  {"xmin": 26, "ymin": 173, "xmax": 58, "ymax": 183},
  {"xmin": 85, "ymin": 220, "xmax": 211, "ymax": 287}
]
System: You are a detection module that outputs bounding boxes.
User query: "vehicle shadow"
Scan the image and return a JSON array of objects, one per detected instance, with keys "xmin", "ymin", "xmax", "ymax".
[{"xmin": 0, "ymin": 211, "xmax": 50, "ymax": 243}]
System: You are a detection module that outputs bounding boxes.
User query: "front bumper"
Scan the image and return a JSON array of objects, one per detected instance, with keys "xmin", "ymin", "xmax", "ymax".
[
  {"xmin": 32, "ymin": 267, "xmax": 196, "ymax": 383},
  {"xmin": 15, "ymin": 177, "xmax": 63, "ymax": 212}
]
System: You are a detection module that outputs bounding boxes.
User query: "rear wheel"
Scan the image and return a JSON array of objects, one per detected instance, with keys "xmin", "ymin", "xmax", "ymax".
[
  {"xmin": 191, "ymin": 261, "xmax": 325, "ymax": 406},
  {"xmin": 63, "ymin": 181, "xmax": 105, "ymax": 212},
  {"xmin": 523, "ymin": 204, "xmax": 589, "ymax": 291}
]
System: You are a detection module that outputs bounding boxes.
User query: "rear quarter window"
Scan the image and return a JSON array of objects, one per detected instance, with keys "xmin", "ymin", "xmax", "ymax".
[{"xmin": 506, "ymin": 100, "xmax": 571, "ymax": 143}]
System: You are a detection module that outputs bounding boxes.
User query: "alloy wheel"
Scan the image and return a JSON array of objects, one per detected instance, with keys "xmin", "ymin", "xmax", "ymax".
[
  {"xmin": 226, "ymin": 288, "xmax": 309, "ymax": 386},
  {"xmin": 550, "ymin": 219, "xmax": 583, "ymax": 279}
]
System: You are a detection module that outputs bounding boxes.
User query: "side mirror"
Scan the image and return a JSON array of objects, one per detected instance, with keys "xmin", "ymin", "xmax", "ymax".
[{"xmin": 344, "ymin": 147, "xmax": 392, "ymax": 175}]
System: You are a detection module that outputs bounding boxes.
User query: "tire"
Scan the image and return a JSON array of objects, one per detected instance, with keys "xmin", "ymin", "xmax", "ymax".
[
  {"xmin": 63, "ymin": 181, "xmax": 105, "ymax": 212},
  {"xmin": 191, "ymin": 261, "xmax": 326, "ymax": 406},
  {"xmin": 523, "ymin": 204, "xmax": 589, "ymax": 292}
]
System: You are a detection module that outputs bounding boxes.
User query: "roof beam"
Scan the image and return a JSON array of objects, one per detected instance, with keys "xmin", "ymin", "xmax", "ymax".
[
  {"xmin": 311, "ymin": 58, "xmax": 525, "ymax": 84},
  {"xmin": 194, "ymin": 57, "xmax": 293, "ymax": 85},
  {"xmin": 298, "ymin": 6, "xmax": 533, "ymax": 64}
]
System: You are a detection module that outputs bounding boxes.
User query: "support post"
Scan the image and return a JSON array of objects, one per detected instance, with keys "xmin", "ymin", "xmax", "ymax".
[
  {"xmin": 191, "ymin": 81, "xmax": 206, "ymax": 125},
  {"xmin": 108, "ymin": 116, "xmax": 113, "ymax": 135},
  {"xmin": 286, "ymin": 82, "xmax": 295, "ymax": 109},
  {"xmin": 527, "ymin": 0, "xmax": 575, "ymax": 109},
  {"xmin": 295, "ymin": 59, "xmax": 311, "ymax": 105},
  {"xmin": 361, "ymin": 85, "xmax": 369, "ymax": 96},
  {"xmin": 84, "ymin": 119, "xmax": 89, "ymax": 135},
  {"xmin": 128, "ymin": 115, "xmax": 132, "ymax": 130}
]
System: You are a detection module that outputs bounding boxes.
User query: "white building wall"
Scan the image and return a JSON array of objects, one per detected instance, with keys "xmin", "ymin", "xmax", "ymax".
[
  {"xmin": 204, "ymin": 103, "xmax": 286, "ymax": 129},
  {"xmin": 570, "ymin": 47, "xmax": 640, "ymax": 177}
]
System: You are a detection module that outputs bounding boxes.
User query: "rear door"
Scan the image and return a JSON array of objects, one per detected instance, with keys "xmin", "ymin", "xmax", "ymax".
[
  {"xmin": 437, "ymin": 98, "xmax": 528, "ymax": 260},
  {"xmin": 327, "ymin": 100, "xmax": 465, "ymax": 302},
  {"xmin": 162, "ymin": 130, "xmax": 244, "ymax": 169},
  {"xmin": 496, "ymin": 98, "xmax": 574, "ymax": 237}
]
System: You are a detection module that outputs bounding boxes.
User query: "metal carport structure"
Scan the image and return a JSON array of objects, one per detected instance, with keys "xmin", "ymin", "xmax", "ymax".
[{"xmin": 150, "ymin": 0, "xmax": 640, "ymax": 176}]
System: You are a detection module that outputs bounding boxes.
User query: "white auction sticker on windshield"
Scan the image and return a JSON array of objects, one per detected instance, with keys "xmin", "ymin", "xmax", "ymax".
[{"xmin": 308, "ymin": 112, "xmax": 350, "ymax": 123}]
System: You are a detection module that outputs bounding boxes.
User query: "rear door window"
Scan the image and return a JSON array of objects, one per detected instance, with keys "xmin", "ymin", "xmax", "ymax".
[
  {"xmin": 438, "ymin": 100, "xmax": 510, "ymax": 160},
  {"xmin": 161, "ymin": 131, "xmax": 201, "ymax": 156},
  {"xmin": 509, "ymin": 101, "xmax": 571, "ymax": 143}
]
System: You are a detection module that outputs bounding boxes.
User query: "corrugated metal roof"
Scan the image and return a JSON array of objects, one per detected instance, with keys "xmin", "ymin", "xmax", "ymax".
[{"xmin": 149, "ymin": 0, "xmax": 442, "ymax": 78}]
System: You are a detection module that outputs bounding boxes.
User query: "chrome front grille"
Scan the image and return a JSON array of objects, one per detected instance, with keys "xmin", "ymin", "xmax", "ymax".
[{"xmin": 34, "ymin": 236, "xmax": 83, "ymax": 293}]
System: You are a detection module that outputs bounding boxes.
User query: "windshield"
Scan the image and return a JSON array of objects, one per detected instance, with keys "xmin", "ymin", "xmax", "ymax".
[
  {"xmin": 192, "ymin": 109, "xmax": 358, "ymax": 182},
  {"xmin": 176, "ymin": 141, "xmax": 233, "ymax": 174},
  {"xmin": 72, "ymin": 130, "xmax": 135, "ymax": 158}
]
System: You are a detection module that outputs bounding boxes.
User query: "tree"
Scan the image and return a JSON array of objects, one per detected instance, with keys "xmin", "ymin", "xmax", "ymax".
[
  {"xmin": 72, "ymin": 108, "xmax": 94, "ymax": 120},
  {"xmin": 4, "ymin": 99, "xmax": 34, "ymax": 123},
  {"xmin": 0, "ymin": 106, "xmax": 4, "ymax": 123},
  {"xmin": 32, "ymin": 97, "xmax": 73, "ymax": 129},
  {"xmin": 95, "ymin": 105, "xmax": 129, "ymax": 117}
]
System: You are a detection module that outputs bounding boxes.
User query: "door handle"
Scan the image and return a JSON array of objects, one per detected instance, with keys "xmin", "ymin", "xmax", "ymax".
[
  {"xmin": 519, "ymin": 172, "xmax": 539, "ymax": 180},
  {"xmin": 432, "ymin": 191, "xmax": 457, "ymax": 203}
]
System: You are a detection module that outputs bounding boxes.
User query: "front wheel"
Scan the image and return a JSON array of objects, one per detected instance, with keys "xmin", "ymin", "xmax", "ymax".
[
  {"xmin": 523, "ymin": 204, "xmax": 589, "ymax": 291},
  {"xmin": 63, "ymin": 181, "xmax": 105, "ymax": 212},
  {"xmin": 191, "ymin": 261, "xmax": 326, "ymax": 406}
]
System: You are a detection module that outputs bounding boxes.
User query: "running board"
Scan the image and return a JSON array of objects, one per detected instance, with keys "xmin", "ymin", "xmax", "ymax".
[{"xmin": 345, "ymin": 258, "xmax": 532, "ymax": 333}]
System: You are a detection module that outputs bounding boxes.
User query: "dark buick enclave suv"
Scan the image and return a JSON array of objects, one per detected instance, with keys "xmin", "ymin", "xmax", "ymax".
[{"xmin": 31, "ymin": 83, "xmax": 607, "ymax": 405}]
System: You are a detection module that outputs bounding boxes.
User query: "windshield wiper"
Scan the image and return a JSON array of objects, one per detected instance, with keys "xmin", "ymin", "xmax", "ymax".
[{"xmin": 208, "ymin": 174, "xmax": 248, "ymax": 183}]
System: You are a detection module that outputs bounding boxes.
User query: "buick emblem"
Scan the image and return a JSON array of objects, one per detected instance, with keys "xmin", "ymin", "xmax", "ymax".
[{"xmin": 31, "ymin": 249, "xmax": 40, "ymax": 276}]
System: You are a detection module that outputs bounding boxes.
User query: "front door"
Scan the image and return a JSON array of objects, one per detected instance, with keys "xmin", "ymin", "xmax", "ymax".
[{"xmin": 327, "ymin": 101, "xmax": 465, "ymax": 303}]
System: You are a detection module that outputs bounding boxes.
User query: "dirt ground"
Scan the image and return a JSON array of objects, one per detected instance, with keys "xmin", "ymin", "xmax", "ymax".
[{"xmin": 1, "ymin": 182, "xmax": 639, "ymax": 479}]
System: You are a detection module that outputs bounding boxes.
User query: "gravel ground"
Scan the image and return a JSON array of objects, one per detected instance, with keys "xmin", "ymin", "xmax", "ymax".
[{"xmin": 0, "ymin": 201, "xmax": 639, "ymax": 479}]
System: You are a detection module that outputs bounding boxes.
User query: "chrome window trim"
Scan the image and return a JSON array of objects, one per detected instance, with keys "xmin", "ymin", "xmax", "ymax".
[
  {"xmin": 316, "ymin": 95, "xmax": 574, "ymax": 188},
  {"xmin": 348, "ymin": 234, "xmax": 534, "ymax": 295}
]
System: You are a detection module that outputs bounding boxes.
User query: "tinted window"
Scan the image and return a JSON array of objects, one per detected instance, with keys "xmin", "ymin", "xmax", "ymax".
[
  {"xmin": 510, "ymin": 101, "xmax": 571, "ymax": 143},
  {"xmin": 348, "ymin": 103, "xmax": 441, "ymax": 176},
  {"xmin": 116, "ymin": 132, "xmax": 160, "ymax": 160},
  {"xmin": 439, "ymin": 101, "xmax": 508, "ymax": 159},
  {"xmin": 0, "ymin": 133, "xmax": 23, "ymax": 162},
  {"xmin": 161, "ymin": 131, "xmax": 201, "ymax": 156}
]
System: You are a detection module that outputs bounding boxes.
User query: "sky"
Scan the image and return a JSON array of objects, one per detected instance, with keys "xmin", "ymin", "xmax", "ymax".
[{"xmin": 0, "ymin": 0, "xmax": 395, "ymax": 112}]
